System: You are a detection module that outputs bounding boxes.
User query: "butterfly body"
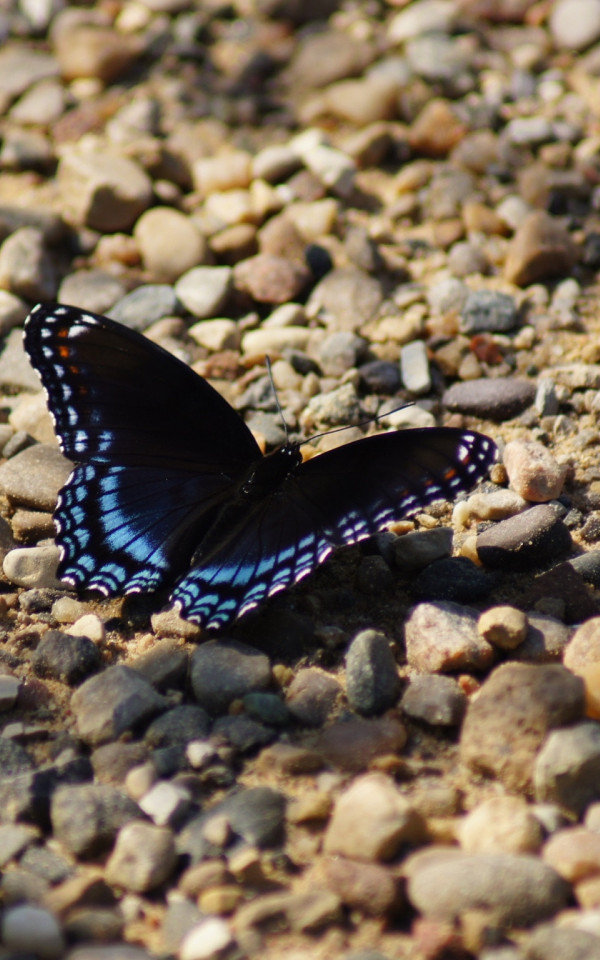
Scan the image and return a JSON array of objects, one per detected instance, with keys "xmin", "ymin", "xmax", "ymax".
[{"xmin": 24, "ymin": 303, "xmax": 496, "ymax": 630}]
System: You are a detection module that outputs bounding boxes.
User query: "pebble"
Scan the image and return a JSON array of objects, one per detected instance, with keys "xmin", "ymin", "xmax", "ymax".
[
  {"xmin": 189, "ymin": 640, "xmax": 271, "ymax": 716},
  {"xmin": 0, "ymin": 226, "xmax": 57, "ymax": 301},
  {"xmin": 71, "ymin": 665, "xmax": 167, "ymax": 745},
  {"xmin": 306, "ymin": 266, "xmax": 383, "ymax": 332},
  {"xmin": 0, "ymin": 823, "xmax": 37, "ymax": 866},
  {"xmin": 285, "ymin": 667, "xmax": 342, "ymax": 726},
  {"xmin": 57, "ymin": 144, "xmax": 153, "ymax": 232},
  {"xmin": 476, "ymin": 505, "xmax": 572, "ymax": 570},
  {"xmin": 105, "ymin": 820, "xmax": 177, "ymax": 892},
  {"xmin": 460, "ymin": 290, "xmax": 519, "ymax": 334},
  {"xmin": 393, "ymin": 528, "xmax": 453, "ymax": 570},
  {"xmin": 564, "ymin": 617, "xmax": 600, "ymax": 674},
  {"xmin": 504, "ymin": 210, "xmax": 578, "ymax": 287},
  {"xmin": 345, "ymin": 629, "xmax": 401, "ymax": 717},
  {"xmin": 323, "ymin": 773, "xmax": 422, "ymax": 862},
  {"xmin": 0, "ymin": 443, "xmax": 71, "ymax": 511},
  {"xmin": 188, "ymin": 318, "xmax": 239, "ymax": 352},
  {"xmin": 50, "ymin": 782, "xmax": 141, "ymax": 857},
  {"xmin": 0, "ymin": 674, "xmax": 21, "ymax": 712},
  {"xmin": 543, "ymin": 826, "xmax": 600, "ymax": 882},
  {"xmin": 320, "ymin": 856, "xmax": 400, "ymax": 916},
  {"xmin": 133, "ymin": 207, "xmax": 208, "ymax": 283},
  {"xmin": 401, "ymin": 674, "xmax": 467, "ymax": 726},
  {"xmin": 211, "ymin": 714, "xmax": 273, "ymax": 753},
  {"xmin": 458, "ymin": 796, "xmax": 543, "ymax": 855},
  {"xmin": 534, "ymin": 722, "xmax": 600, "ymax": 816},
  {"xmin": 144, "ymin": 704, "xmax": 210, "ymax": 748},
  {"xmin": 108, "ymin": 285, "xmax": 180, "ymax": 331},
  {"xmin": 51, "ymin": 12, "xmax": 142, "ymax": 84},
  {"xmin": 130, "ymin": 638, "xmax": 188, "ymax": 692},
  {"xmin": 315, "ymin": 715, "xmax": 407, "ymax": 772},
  {"xmin": 400, "ymin": 339, "xmax": 431, "ymax": 394},
  {"xmin": 503, "ymin": 440, "xmax": 568, "ymax": 502},
  {"xmin": 3, "ymin": 544, "xmax": 62, "ymax": 590},
  {"xmin": 138, "ymin": 780, "xmax": 192, "ymax": 828},
  {"xmin": 411, "ymin": 556, "xmax": 495, "ymax": 605},
  {"xmin": 174, "ymin": 266, "xmax": 232, "ymax": 319},
  {"xmin": 478, "ymin": 606, "xmax": 528, "ymax": 651},
  {"xmin": 443, "ymin": 377, "xmax": 536, "ymax": 420},
  {"xmin": 358, "ymin": 359, "xmax": 401, "ymax": 394},
  {"xmin": 549, "ymin": 0, "xmax": 600, "ymax": 50},
  {"xmin": 460, "ymin": 662, "xmax": 585, "ymax": 792},
  {"xmin": 526, "ymin": 923, "xmax": 600, "ymax": 960},
  {"xmin": 241, "ymin": 325, "xmax": 312, "ymax": 355},
  {"xmin": 233, "ymin": 253, "xmax": 310, "ymax": 304},
  {"xmin": 404, "ymin": 601, "xmax": 495, "ymax": 673},
  {"xmin": 31, "ymin": 629, "xmax": 101, "ymax": 685},
  {"xmin": 1, "ymin": 904, "xmax": 65, "ymax": 959},
  {"xmin": 179, "ymin": 917, "xmax": 234, "ymax": 960},
  {"xmin": 405, "ymin": 850, "xmax": 569, "ymax": 926},
  {"xmin": 317, "ymin": 331, "xmax": 366, "ymax": 377}
]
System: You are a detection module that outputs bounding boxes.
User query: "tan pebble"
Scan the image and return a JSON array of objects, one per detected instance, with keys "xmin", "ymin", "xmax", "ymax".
[
  {"xmin": 579, "ymin": 663, "xmax": 600, "ymax": 720},
  {"xmin": 409, "ymin": 99, "xmax": 466, "ymax": 156},
  {"xmin": 543, "ymin": 827, "xmax": 600, "ymax": 882},
  {"xmin": 287, "ymin": 791, "xmax": 333, "ymax": 824},
  {"xmin": 192, "ymin": 151, "xmax": 252, "ymax": 196},
  {"xmin": 53, "ymin": 22, "xmax": 142, "ymax": 83},
  {"xmin": 315, "ymin": 715, "xmax": 407, "ymax": 773},
  {"xmin": 478, "ymin": 606, "xmax": 528, "ymax": 650},
  {"xmin": 504, "ymin": 210, "xmax": 577, "ymax": 287},
  {"xmin": 198, "ymin": 884, "xmax": 243, "ymax": 915},
  {"xmin": 458, "ymin": 796, "xmax": 543, "ymax": 855},
  {"xmin": 133, "ymin": 207, "xmax": 207, "ymax": 283},
  {"xmin": 320, "ymin": 855, "xmax": 401, "ymax": 915},
  {"xmin": 67, "ymin": 614, "xmax": 105, "ymax": 644},
  {"xmin": 564, "ymin": 617, "xmax": 600, "ymax": 674},
  {"xmin": 256, "ymin": 743, "xmax": 324, "ymax": 775},
  {"xmin": 179, "ymin": 860, "xmax": 229, "ymax": 897},
  {"xmin": 574, "ymin": 874, "xmax": 600, "ymax": 909}
]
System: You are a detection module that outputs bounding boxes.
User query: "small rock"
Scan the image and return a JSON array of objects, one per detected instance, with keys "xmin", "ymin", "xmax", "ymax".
[
  {"xmin": 0, "ymin": 227, "xmax": 57, "ymax": 302},
  {"xmin": 345, "ymin": 629, "xmax": 401, "ymax": 717},
  {"xmin": 477, "ymin": 505, "xmax": 572, "ymax": 570},
  {"xmin": 406, "ymin": 850, "xmax": 569, "ymax": 926},
  {"xmin": 57, "ymin": 144, "xmax": 153, "ymax": 232},
  {"xmin": 460, "ymin": 290, "xmax": 519, "ymax": 334},
  {"xmin": 394, "ymin": 528, "xmax": 453, "ymax": 570},
  {"xmin": 504, "ymin": 210, "xmax": 577, "ymax": 287},
  {"xmin": 478, "ymin": 606, "xmax": 528, "ymax": 650},
  {"xmin": 174, "ymin": 266, "xmax": 232, "ymax": 319},
  {"xmin": 401, "ymin": 674, "xmax": 466, "ymax": 726},
  {"xmin": 31, "ymin": 630, "xmax": 101, "ymax": 685},
  {"xmin": 324, "ymin": 772, "xmax": 422, "ymax": 862},
  {"xmin": 0, "ymin": 443, "xmax": 72, "ymax": 510},
  {"xmin": 320, "ymin": 856, "xmax": 401, "ymax": 916},
  {"xmin": 543, "ymin": 825, "xmax": 600, "ymax": 881},
  {"xmin": 105, "ymin": 820, "xmax": 177, "ymax": 892},
  {"xmin": 550, "ymin": 0, "xmax": 600, "ymax": 50},
  {"xmin": 50, "ymin": 782, "xmax": 141, "ymax": 857},
  {"xmin": 315, "ymin": 715, "xmax": 407, "ymax": 772},
  {"xmin": 133, "ymin": 207, "xmax": 207, "ymax": 283},
  {"xmin": 190, "ymin": 640, "xmax": 271, "ymax": 716},
  {"xmin": 460, "ymin": 662, "xmax": 585, "ymax": 792},
  {"xmin": 144, "ymin": 704, "xmax": 210, "ymax": 748},
  {"xmin": 458, "ymin": 796, "xmax": 543, "ymax": 855},
  {"xmin": 404, "ymin": 601, "xmax": 495, "ymax": 673},
  {"xmin": 109, "ymin": 285, "xmax": 180, "ymax": 331},
  {"xmin": 503, "ymin": 440, "xmax": 568, "ymax": 503},
  {"xmin": 306, "ymin": 266, "xmax": 383, "ymax": 332},
  {"xmin": 443, "ymin": 378, "xmax": 535, "ymax": 421},
  {"xmin": 285, "ymin": 667, "xmax": 342, "ymax": 726},
  {"xmin": 3, "ymin": 544, "xmax": 62, "ymax": 589},
  {"xmin": 233, "ymin": 253, "xmax": 310, "ymax": 304},
  {"xmin": 1, "ymin": 904, "xmax": 64, "ymax": 960},
  {"xmin": 71, "ymin": 665, "xmax": 167, "ymax": 745},
  {"xmin": 400, "ymin": 340, "xmax": 431, "ymax": 394},
  {"xmin": 179, "ymin": 917, "xmax": 234, "ymax": 960},
  {"xmin": 534, "ymin": 721, "xmax": 600, "ymax": 816}
]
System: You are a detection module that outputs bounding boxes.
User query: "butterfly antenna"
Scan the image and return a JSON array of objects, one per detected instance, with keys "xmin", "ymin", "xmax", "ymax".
[
  {"xmin": 303, "ymin": 400, "xmax": 415, "ymax": 446},
  {"xmin": 265, "ymin": 356, "xmax": 290, "ymax": 442}
]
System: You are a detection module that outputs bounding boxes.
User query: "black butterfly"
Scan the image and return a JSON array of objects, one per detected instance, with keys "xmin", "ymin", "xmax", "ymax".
[{"xmin": 23, "ymin": 303, "xmax": 496, "ymax": 629}]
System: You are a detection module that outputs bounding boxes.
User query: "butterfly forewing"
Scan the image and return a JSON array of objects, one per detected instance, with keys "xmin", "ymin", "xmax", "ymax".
[{"xmin": 24, "ymin": 302, "xmax": 497, "ymax": 628}]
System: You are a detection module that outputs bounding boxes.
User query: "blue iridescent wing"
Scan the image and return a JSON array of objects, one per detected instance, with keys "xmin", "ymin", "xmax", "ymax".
[
  {"xmin": 24, "ymin": 302, "xmax": 261, "ymax": 596},
  {"xmin": 172, "ymin": 429, "xmax": 496, "ymax": 628}
]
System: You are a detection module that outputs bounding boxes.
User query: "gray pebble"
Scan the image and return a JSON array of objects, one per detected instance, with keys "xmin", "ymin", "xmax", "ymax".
[
  {"xmin": 317, "ymin": 330, "xmax": 366, "ymax": 377},
  {"xmin": 50, "ymin": 782, "xmax": 141, "ymax": 857},
  {"xmin": 477, "ymin": 505, "xmax": 572, "ymax": 570},
  {"xmin": 20, "ymin": 844, "xmax": 72, "ymax": 883},
  {"xmin": 401, "ymin": 674, "xmax": 466, "ymax": 726},
  {"xmin": 2, "ymin": 904, "xmax": 65, "ymax": 960},
  {"xmin": 190, "ymin": 640, "xmax": 271, "ymax": 715},
  {"xmin": 286, "ymin": 667, "xmax": 342, "ymax": 726},
  {"xmin": 57, "ymin": 269, "xmax": 126, "ymax": 315},
  {"xmin": 71, "ymin": 665, "xmax": 167, "ymax": 745},
  {"xmin": 105, "ymin": 820, "xmax": 177, "ymax": 892},
  {"xmin": 32, "ymin": 629, "xmax": 101, "ymax": 685},
  {"xmin": 525, "ymin": 922, "xmax": 600, "ymax": 960},
  {"xmin": 66, "ymin": 946, "xmax": 152, "ymax": 960},
  {"xmin": 0, "ymin": 327, "xmax": 45, "ymax": 392},
  {"xmin": 179, "ymin": 786, "xmax": 286, "ymax": 862},
  {"xmin": 394, "ymin": 527, "xmax": 453, "ymax": 570},
  {"xmin": 358, "ymin": 359, "xmax": 401, "ymax": 394},
  {"xmin": 461, "ymin": 289, "xmax": 519, "ymax": 334},
  {"xmin": 144, "ymin": 705, "xmax": 210, "ymax": 749},
  {"xmin": 0, "ymin": 443, "xmax": 72, "ymax": 511},
  {"xmin": 411, "ymin": 556, "xmax": 494, "ymax": 604},
  {"xmin": 406, "ymin": 851, "xmax": 569, "ymax": 926},
  {"xmin": 345, "ymin": 629, "xmax": 401, "ymax": 716},
  {"xmin": 0, "ymin": 674, "xmax": 20, "ymax": 712},
  {"xmin": 211, "ymin": 715, "xmax": 274, "ymax": 752},
  {"xmin": 243, "ymin": 692, "xmax": 291, "ymax": 726},
  {"xmin": 108, "ymin": 284, "xmax": 180, "ymax": 332},
  {"xmin": 306, "ymin": 266, "xmax": 383, "ymax": 331},
  {"xmin": 0, "ymin": 226, "xmax": 57, "ymax": 302},
  {"xmin": 301, "ymin": 382, "xmax": 361, "ymax": 429},
  {"xmin": 0, "ymin": 823, "xmax": 38, "ymax": 866},
  {"xmin": 0, "ymin": 753, "xmax": 93, "ymax": 827},
  {"xmin": 534, "ymin": 721, "xmax": 600, "ymax": 816},
  {"xmin": 174, "ymin": 266, "xmax": 232, "ymax": 319},
  {"xmin": 129, "ymin": 637, "xmax": 189, "ymax": 691},
  {"xmin": 443, "ymin": 377, "xmax": 535, "ymax": 420}
]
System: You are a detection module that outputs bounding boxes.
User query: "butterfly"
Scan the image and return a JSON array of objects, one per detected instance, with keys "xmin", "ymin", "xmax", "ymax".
[{"xmin": 23, "ymin": 303, "xmax": 496, "ymax": 630}]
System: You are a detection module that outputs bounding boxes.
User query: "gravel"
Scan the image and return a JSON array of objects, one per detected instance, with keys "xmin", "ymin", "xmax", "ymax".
[{"xmin": 2, "ymin": 2, "xmax": 600, "ymax": 957}]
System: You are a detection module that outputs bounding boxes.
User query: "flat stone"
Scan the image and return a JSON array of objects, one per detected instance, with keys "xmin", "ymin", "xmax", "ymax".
[
  {"xmin": 71, "ymin": 665, "xmax": 167, "ymax": 745},
  {"xmin": 477, "ymin": 505, "xmax": 572, "ymax": 570},
  {"xmin": 0, "ymin": 443, "xmax": 72, "ymax": 510},
  {"xmin": 405, "ymin": 601, "xmax": 495, "ymax": 673},
  {"xmin": 190, "ymin": 640, "xmax": 271, "ymax": 716},
  {"xmin": 443, "ymin": 377, "xmax": 535, "ymax": 421}
]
